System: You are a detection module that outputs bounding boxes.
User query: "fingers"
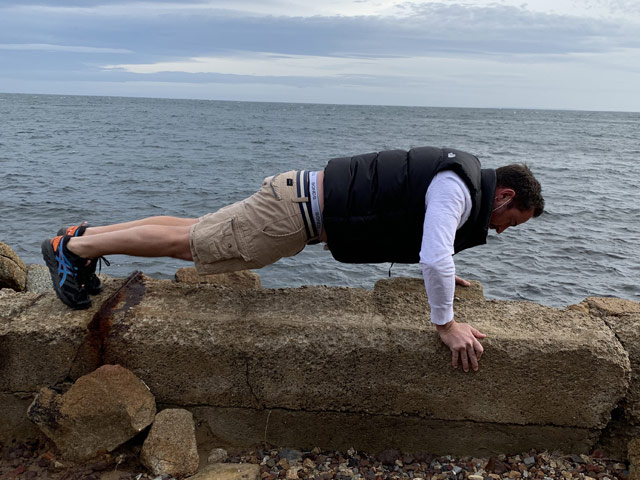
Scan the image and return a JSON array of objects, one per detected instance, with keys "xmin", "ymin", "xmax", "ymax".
[
  {"xmin": 468, "ymin": 343, "xmax": 480, "ymax": 371},
  {"xmin": 452, "ymin": 339, "xmax": 484, "ymax": 372},
  {"xmin": 460, "ymin": 347, "xmax": 470, "ymax": 372},
  {"xmin": 471, "ymin": 327, "xmax": 487, "ymax": 339},
  {"xmin": 474, "ymin": 338, "xmax": 484, "ymax": 362},
  {"xmin": 454, "ymin": 275, "xmax": 471, "ymax": 287}
]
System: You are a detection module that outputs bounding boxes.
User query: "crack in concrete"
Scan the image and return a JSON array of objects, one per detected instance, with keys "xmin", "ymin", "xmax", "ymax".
[
  {"xmin": 158, "ymin": 401, "xmax": 596, "ymax": 430},
  {"xmin": 244, "ymin": 356, "xmax": 264, "ymax": 409},
  {"xmin": 66, "ymin": 271, "xmax": 146, "ymax": 381}
]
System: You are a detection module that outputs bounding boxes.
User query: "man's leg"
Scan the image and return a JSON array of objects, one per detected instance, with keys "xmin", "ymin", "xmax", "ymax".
[
  {"xmin": 67, "ymin": 223, "xmax": 195, "ymax": 260},
  {"xmin": 43, "ymin": 218, "xmax": 199, "ymax": 309},
  {"xmin": 80, "ymin": 216, "xmax": 198, "ymax": 236}
]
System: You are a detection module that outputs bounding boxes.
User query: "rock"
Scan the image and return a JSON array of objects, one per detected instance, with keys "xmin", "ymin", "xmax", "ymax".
[
  {"xmin": 27, "ymin": 364, "xmax": 156, "ymax": 461},
  {"xmin": 190, "ymin": 463, "xmax": 260, "ymax": 480},
  {"xmin": 570, "ymin": 454, "xmax": 585, "ymax": 464},
  {"xmin": 377, "ymin": 448, "xmax": 401, "ymax": 466},
  {"xmin": 0, "ymin": 242, "xmax": 27, "ymax": 291},
  {"xmin": 175, "ymin": 267, "xmax": 261, "ymax": 290},
  {"xmin": 487, "ymin": 456, "xmax": 511, "ymax": 474},
  {"xmin": 140, "ymin": 408, "xmax": 199, "ymax": 478},
  {"xmin": 286, "ymin": 466, "xmax": 301, "ymax": 479},
  {"xmin": 208, "ymin": 447, "xmax": 229, "ymax": 464},
  {"xmin": 279, "ymin": 448, "xmax": 302, "ymax": 462},
  {"xmin": 25, "ymin": 264, "xmax": 53, "ymax": 293}
]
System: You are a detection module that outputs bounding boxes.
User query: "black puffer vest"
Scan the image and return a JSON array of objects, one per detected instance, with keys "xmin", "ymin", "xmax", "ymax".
[{"xmin": 322, "ymin": 147, "xmax": 496, "ymax": 263}]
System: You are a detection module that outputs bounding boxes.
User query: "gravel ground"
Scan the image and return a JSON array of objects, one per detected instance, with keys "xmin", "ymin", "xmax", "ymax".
[{"xmin": 0, "ymin": 439, "xmax": 631, "ymax": 480}]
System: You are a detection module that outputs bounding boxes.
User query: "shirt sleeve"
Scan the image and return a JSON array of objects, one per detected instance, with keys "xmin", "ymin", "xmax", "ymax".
[{"xmin": 419, "ymin": 172, "xmax": 472, "ymax": 325}]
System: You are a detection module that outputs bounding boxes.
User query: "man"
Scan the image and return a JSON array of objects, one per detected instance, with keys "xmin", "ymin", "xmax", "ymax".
[{"xmin": 42, "ymin": 146, "xmax": 544, "ymax": 372}]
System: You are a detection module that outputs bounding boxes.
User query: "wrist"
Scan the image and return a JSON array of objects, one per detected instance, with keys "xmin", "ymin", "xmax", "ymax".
[{"xmin": 436, "ymin": 318, "xmax": 455, "ymax": 332}]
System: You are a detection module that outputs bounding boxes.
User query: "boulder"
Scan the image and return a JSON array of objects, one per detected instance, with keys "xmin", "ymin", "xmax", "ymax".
[
  {"xmin": 141, "ymin": 408, "xmax": 199, "ymax": 478},
  {"xmin": 175, "ymin": 267, "xmax": 261, "ymax": 289},
  {"xmin": 0, "ymin": 242, "xmax": 27, "ymax": 291},
  {"xmin": 25, "ymin": 264, "xmax": 53, "ymax": 293},
  {"xmin": 27, "ymin": 364, "xmax": 156, "ymax": 461}
]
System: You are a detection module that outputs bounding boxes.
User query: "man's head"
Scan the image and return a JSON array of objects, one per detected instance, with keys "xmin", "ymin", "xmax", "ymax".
[{"xmin": 490, "ymin": 163, "xmax": 544, "ymax": 234}]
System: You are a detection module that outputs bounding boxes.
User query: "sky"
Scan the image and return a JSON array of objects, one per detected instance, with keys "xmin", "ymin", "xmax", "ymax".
[{"xmin": 0, "ymin": 0, "xmax": 639, "ymax": 111}]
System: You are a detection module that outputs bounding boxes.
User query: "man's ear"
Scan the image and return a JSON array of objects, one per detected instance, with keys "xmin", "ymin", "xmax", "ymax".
[{"xmin": 495, "ymin": 187, "xmax": 516, "ymax": 201}]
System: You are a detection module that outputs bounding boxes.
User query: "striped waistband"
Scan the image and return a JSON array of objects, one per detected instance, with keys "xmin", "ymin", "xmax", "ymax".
[{"xmin": 296, "ymin": 170, "xmax": 322, "ymax": 244}]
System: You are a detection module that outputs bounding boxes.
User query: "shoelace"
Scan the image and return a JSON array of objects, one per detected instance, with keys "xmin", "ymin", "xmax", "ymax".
[
  {"xmin": 77, "ymin": 256, "xmax": 111, "ymax": 288},
  {"xmin": 95, "ymin": 256, "xmax": 111, "ymax": 274}
]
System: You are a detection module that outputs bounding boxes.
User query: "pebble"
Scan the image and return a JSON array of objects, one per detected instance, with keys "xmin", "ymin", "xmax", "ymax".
[
  {"xmin": 207, "ymin": 447, "xmax": 228, "ymax": 464},
  {"xmin": 0, "ymin": 440, "xmax": 633, "ymax": 480}
]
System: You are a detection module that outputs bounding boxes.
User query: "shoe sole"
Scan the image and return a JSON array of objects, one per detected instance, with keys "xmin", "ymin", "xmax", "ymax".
[
  {"xmin": 56, "ymin": 225, "xmax": 103, "ymax": 295},
  {"xmin": 41, "ymin": 239, "xmax": 91, "ymax": 310}
]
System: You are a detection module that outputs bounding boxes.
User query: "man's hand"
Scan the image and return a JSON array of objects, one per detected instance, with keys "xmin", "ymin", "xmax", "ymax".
[
  {"xmin": 454, "ymin": 275, "xmax": 470, "ymax": 287},
  {"xmin": 436, "ymin": 319, "xmax": 486, "ymax": 372}
]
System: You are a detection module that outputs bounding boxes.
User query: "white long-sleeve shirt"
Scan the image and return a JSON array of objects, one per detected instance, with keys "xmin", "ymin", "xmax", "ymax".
[{"xmin": 420, "ymin": 171, "xmax": 472, "ymax": 325}]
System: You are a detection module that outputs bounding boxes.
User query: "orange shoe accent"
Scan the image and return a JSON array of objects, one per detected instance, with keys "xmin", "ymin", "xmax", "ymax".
[
  {"xmin": 65, "ymin": 225, "xmax": 80, "ymax": 236},
  {"xmin": 51, "ymin": 236, "xmax": 62, "ymax": 252}
]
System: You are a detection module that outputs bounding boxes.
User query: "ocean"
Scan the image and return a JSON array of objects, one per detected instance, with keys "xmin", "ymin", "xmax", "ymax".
[{"xmin": 0, "ymin": 93, "xmax": 638, "ymax": 308}]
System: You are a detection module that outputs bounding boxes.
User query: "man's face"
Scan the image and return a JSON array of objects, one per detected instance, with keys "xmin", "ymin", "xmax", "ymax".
[{"xmin": 489, "ymin": 187, "xmax": 535, "ymax": 234}]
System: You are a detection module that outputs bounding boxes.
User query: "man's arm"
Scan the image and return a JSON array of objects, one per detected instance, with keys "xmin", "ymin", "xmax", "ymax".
[{"xmin": 420, "ymin": 172, "xmax": 487, "ymax": 372}]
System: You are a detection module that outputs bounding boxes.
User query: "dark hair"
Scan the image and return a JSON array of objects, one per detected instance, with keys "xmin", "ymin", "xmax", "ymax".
[{"xmin": 495, "ymin": 163, "xmax": 544, "ymax": 217}]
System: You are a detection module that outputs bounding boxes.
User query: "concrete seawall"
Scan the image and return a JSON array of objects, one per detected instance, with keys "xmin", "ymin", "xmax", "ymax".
[{"xmin": 1, "ymin": 272, "xmax": 639, "ymax": 457}]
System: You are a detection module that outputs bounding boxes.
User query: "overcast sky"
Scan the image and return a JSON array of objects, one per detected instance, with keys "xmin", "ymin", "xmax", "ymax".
[{"xmin": 1, "ymin": 0, "xmax": 639, "ymax": 111}]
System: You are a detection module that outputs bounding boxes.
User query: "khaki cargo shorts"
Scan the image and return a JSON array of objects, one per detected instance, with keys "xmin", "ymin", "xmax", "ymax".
[{"xmin": 190, "ymin": 170, "xmax": 310, "ymax": 275}]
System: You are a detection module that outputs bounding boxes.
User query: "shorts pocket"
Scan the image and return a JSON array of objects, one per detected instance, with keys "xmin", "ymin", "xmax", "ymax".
[
  {"xmin": 260, "ymin": 215, "xmax": 306, "ymax": 258},
  {"xmin": 195, "ymin": 217, "xmax": 249, "ymax": 265}
]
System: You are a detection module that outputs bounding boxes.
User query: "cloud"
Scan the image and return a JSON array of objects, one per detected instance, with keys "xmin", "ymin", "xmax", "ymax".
[
  {"xmin": 103, "ymin": 52, "xmax": 389, "ymax": 77},
  {"xmin": 1, "ymin": 0, "xmax": 639, "ymax": 111},
  {"xmin": 0, "ymin": 43, "xmax": 132, "ymax": 54}
]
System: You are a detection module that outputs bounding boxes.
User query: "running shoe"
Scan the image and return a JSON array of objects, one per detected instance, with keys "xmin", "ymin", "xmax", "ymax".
[
  {"xmin": 41, "ymin": 235, "xmax": 91, "ymax": 309},
  {"xmin": 57, "ymin": 224, "xmax": 106, "ymax": 294}
]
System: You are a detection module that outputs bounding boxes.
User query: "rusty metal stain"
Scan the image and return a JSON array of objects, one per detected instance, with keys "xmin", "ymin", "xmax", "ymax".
[{"xmin": 86, "ymin": 270, "xmax": 146, "ymax": 366}]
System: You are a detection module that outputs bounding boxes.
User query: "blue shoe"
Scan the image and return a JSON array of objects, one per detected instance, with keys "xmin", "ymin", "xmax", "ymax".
[
  {"xmin": 57, "ymin": 224, "xmax": 107, "ymax": 295},
  {"xmin": 41, "ymin": 235, "xmax": 91, "ymax": 309}
]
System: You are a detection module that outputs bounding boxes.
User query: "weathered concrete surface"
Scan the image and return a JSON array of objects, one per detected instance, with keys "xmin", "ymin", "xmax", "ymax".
[
  {"xmin": 0, "ymin": 393, "xmax": 42, "ymax": 441},
  {"xmin": 103, "ymin": 276, "xmax": 628, "ymax": 429},
  {"xmin": 189, "ymin": 405, "xmax": 597, "ymax": 457},
  {"xmin": 629, "ymin": 438, "xmax": 640, "ymax": 480},
  {"xmin": 1, "ymin": 272, "xmax": 638, "ymax": 457},
  {"xmin": 175, "ymin": 267, "xmax": 262, "ymax": 289},
  {"xmin": 0, "ymin": 277, "xmax": 129, "ymax": 393},
  {"xmin": 582, "ymin": 297, "xmax": 640, "ymax": 457}
]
